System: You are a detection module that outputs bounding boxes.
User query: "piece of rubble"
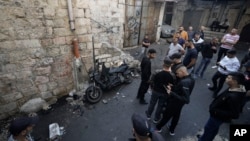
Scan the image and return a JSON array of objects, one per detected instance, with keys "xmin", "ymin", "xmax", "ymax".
[
  {"xmin": 20, "ymin": 98, "xmax": 46, "ymax": 113},
  {"xmin": 102, "ymin": 99, "xmax": 108, "ymax": 104}
]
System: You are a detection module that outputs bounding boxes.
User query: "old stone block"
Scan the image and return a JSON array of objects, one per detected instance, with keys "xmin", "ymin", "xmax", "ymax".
[
  {"xmin": 53, "ymin": 87, "xmax": 67, "ymax": 96},
  {"xmin": 65, "ymin": 36, "xmax": 74, "ymax": 45},
  {"xmin": 45, "ymin": 27, "xmax": 53, "ymax": 37},
  {"xmin": 35, "ymin": 76, "xmax": 49, "ymax": 84},
  {"xmin": 79, "ymin": 43, "xmax": 87, "ymax": 50},
  {"xmin": 41, "ymin": 39, "xmax": 53, "ymax": 47},
  {"xmin": 53, "ymin": 37, "xmax": 66, "ymax": 45},
  {"xmin": 40, "ymin": 92, "xmax": 53, "ymax": 99},
  {"xmin": 56, "ymin": 9, "xmax": 68, "ymax": 17},
  {"xmin": 77, "ymin": 34, "xmax": 92, "ymax": 43},
  {"xmin": 10, "ymin": 7, "xmax": 26, "ymax": 18},
  {"xmin": 46, "ymin": 20, "xmax": 54, "ymax": 26},
  {"xmin": 86, "ymin": 42, "xmax": 93, "ymax": 50},
  {"xmin": 38, "ymin": 84, "xmax": 47, "ymax": 92},
  {"xmin": 4, "ymin": 64, "xmax": 17, "ymax": 73},
  {"xmin": 76, "ymin": 0, "xmax": 89, "ymax": 8},
  {"xmin": 20, "ymin": 98, "xmax": 46, "ymax": 113},
  {"xmin": 47, "ymin": 47, "xmax": 61, "ymax": 57},
  {"xmin": 75, "ymin": 27, "xmax": 88, "ymax": 34},
  {"xmin": 60, "ymin": 45, "xmax": 71, "ymax": 54},
  {"xmin": 59, "ymin": 0, "xmax": 67, "ymax": 7},
  {"xmin": 0, "ymin": 102, "xmax": 17, "ymax": 114},
  {"xmin": 47, "ymin": 0, "xmax": 59, "ymax": 7},
  {"xmin": 21, "ymin": 86, "xmax": 38, "ymax": 97},
  {"xmin": 84, "ymin": 8, "xmax": 91, "ymax": 18},
  {"xmin": 15, "ymin": 71, "xmax": 32, "ymax": 79},
  {"xmin": 48, "ymin": 82, "xmax": 58, "ymax": 90},
  {"xmin": 44, "ymin": 7, "xmax": 56, "ymax": 17},
  {"xmin": 21, "ymin": 58, "xmax": 36, "ymax": 68},
  {"xmin": 25, "ymin": 8, "xmax": 44, "ymax": 19},
  {"xmin": 53, "ymin": 19, "xmax": 69, "ymax": 28},
  {"xmin": 15, "ymin": 39, "xmax": 41, "ymax": 48},
  {"xmin": 15, "ymin": 79, "xmax": 33, "ymax": 90},
  {"xmin": 1, "ymin": 92, "xmax": 23, "ymax": 103},
  {"xmin": 74, "ymin": 8, "xmax": 85, "ymax": 18},
  {"xmin": 75, "ymin": 18, "xmax": 91, "ymax": 27},
  {"xmin": 0, "ymin": 41, "xmax": 16, "ymax": 52},
  {"xmin": 29, "ymin": 27, "xmax": 46, "ymax": 39},
  {"xmin": 35, "ymin": 66, "xmax": 51, "ymax": 75},
  {"xmin": 41, "ymin": 57, "xmax": 54, "ymax": 66},
  {"xmin": 54, "ymin": 28, "xmax": 73, "ymax": 36}
]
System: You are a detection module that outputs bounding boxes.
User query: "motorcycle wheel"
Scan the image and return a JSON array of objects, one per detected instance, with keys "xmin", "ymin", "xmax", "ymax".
[
  {"xmin": 85, "ymin": 86, "xmax": 103, "ymax": 104},
  {"xmin": 124, "ymin": 73, "xmax": 133, "ymax": 84}
]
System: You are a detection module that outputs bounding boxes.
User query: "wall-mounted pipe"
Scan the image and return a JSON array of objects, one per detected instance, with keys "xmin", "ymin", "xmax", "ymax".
[
  {"xmin": 72, "ymin": 38, "xmax": 80, "ymax": 58},
  {"xmin": 67, "ymin": 0, "xmax": 75, "ymax": 30}
]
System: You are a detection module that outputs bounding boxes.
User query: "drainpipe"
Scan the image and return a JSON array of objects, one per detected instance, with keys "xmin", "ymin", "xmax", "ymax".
[
  {"xmin": 137, "ymin": 0, "xmax": 144, "ymax": 45},
  {"xmin": 72, "ymin": 38, "xmax": 81, "ymax": 90},
  {"xmin": 67, "ymin": 0, "xmax": 75, "ymax": 30}
]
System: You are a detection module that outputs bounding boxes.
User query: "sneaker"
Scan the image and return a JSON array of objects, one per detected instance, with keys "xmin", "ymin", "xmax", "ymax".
[
  {"xmin": 211, "ymin": 65, "xmax": 217, "ymax": 69},
  {"xmin": 155, "ymin": 129, "xmax": 162, "ymax": 133},
  {"xmin": 169, "ymin": 131, "xmax": 175, "ymax": 136}
]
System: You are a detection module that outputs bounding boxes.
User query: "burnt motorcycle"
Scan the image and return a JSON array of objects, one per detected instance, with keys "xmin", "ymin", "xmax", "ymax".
[{"xmin": 85, "ymin": 59, "xmax": 133, "ymax": 104}]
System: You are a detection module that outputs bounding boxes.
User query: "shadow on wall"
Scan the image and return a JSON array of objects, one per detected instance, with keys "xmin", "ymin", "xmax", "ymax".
[{"xmin": 239, "ymin": 23, "xmax": 250, "ymax": 43}]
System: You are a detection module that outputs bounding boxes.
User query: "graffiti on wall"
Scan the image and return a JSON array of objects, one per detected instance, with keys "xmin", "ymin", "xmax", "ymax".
[{"xmin": 127, "ymin": 16, "xmax": 140, "ymax": 40}]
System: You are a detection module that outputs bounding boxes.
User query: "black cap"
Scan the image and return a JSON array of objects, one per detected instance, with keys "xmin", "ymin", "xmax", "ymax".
[
  {"xmin": 132, "ymin": 113, "xmax": 151, "ymax": 137},
  {"xmin": 9, "ymin": 116, "xmax": 39, "ymax": 136},
  {"xmin": 227, "ymin": 49, "xmax": 237, "ymax": 55},
  {"xmin": 244, "ymin": 61, "xmax": 250, "ymax": 68},
  {"xmin": 170, "ymin": 53, "xmax": 182, "ymax": 60},
  {"xmin": 148, "ymin": 49, "xmax": 156, "ymax": 54}
]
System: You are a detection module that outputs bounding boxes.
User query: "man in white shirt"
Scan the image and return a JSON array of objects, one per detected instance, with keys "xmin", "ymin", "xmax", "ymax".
[
  {"xmin": 166, "ymin": 37, "xmax": 185, "ymax": 58},
  {"xmin": 192, "ymin": 33, "xmax": 204, "ymax": 54},
  {"xmin": 208, "ymin": 49, "xmax": 240, "ymax": 97}
]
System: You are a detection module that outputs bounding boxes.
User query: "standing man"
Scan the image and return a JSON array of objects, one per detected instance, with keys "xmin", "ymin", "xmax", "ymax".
[
  {"xmin": 215, "ymin": 28, "xmax": 239, "ymax": 64},
  {"xmin": 192, "ymin": 32, "xmax": 204, "ymax": 54},
  {"xmin": 166, "ymin": 38, "xmax": 185, "ymax": 58},
  {"xmin": 179, "ymin": 26, "xmax": 188, "ymax": 41},
  {"xmin": 137, "ymin": 49, "xmax": 156, "ymax": 104},
  {"xmin": 145, "ymin": 59, "xmax": 175, "ymax": 123},
  {"xmin": 194, "ymin": 37, "xmax": 218, "ymax": 79},
  {"xmin": 198, "ymin": 72, "xmax": 246, "ymax": 141},
  {"xmin": 209, "ymin": 49, "xmax": 240, "ymax": 97},
  {"xmin": 141, "ymin": 35, "xmax": 151, "ymax": 57},
  {"xmin": 183, "ymin": 40, "xmax": 198, "ymax": 74},
  {"xmin": 240, "ymin": 47, "xmax": 250, "ymax": 70},
  {"xmin": 174, "ymin": 32, "xmax": 186, "ymax": 49},
  {"xmin": 155, "ymin": 66, "xmax": 195, "ymax": 136},
  {"xmin": 187, "ymin": 26, "xmax": 195, "ymax": 41}
]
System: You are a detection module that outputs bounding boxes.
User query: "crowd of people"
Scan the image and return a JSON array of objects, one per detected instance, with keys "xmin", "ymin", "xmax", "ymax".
[{"xmin": 133, "ymin": 25, "xmax": 250, "ymax": 141}]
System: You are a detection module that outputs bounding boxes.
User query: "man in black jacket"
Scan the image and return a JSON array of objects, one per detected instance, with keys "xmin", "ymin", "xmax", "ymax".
[
  {"xmin": 155, "ymin": 66, "xmax": 195, "ymax": 136},
  {"xmin": 194, "ymin": 37, "xmax": 218, "ymax": 79},
  {"xmin": 198, "ymin": 72, "xmax": 246, "ymax": 141},
  {"xmin": 137, "ymin": 49, "xmax": 156, "ymax": 104}
]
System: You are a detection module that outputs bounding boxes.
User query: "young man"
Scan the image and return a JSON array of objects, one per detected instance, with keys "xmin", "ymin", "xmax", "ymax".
[
  {"xmin": 170, "ymin": 53, "xmax": 184, "ymax": 74},
  {"xmin": 210, "ymin": 18, "xmax": 220, "ymax": 31},
  {"xmin": 174, "ymin": 32, "xmax": 186, "ymax": 48},
  {"xmin": 179, "ymin": 26, "xmax": 188, "ymax": 41},
  {"xmin": 137, "ymin": 49, "xmax": 156, "ymax": 104},
  {"xmin": 209, "ymin": 49, "xmax": 240, "ymax": 97},
  {"xmin": 129, "ymin": 113, "xmax": 164, "ymax": 141},
  {"xmin": 145, "ymin": 59, "xmax": 175, "ymax": 123},
  {"xmin": 183, "ymin": 40, "xmax": 198, "ymax": 74},
  {"xmin": 198, "ymin": 72, "xmax": 246, "ymax": 141},
  {"xmin": 215, "ymin": 28, "xmax": 239, "ymax": 64},
  {"xmin": 8, "ymin": 115, "xmax": 39, "ymax": 141},
  {"xmin": 187, "ymin": 26, "xmax": 195, "ymax": 41},
  {"xmin": 141, "ymin": 35, "xmax": 151, "ymax": 57},
  {"xmin": 192, "ymin": 32, "xmax": 204, "ymax": 54},
  {"xmin": 166, "ymin": 37, "xmax": 185, "ymax": 58},
  {"xmin": 194, "ymin": 37, "xmax": 218, "ymax": 79},
  {"xmin": 155, "ymin": 66, "xmax": 195, "ymax": 136}
]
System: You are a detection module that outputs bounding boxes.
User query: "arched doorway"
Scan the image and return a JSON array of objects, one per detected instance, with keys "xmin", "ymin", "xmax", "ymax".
[{"xmin": 239, "ymin": 23, "xmax": 250, "ymax": 43}]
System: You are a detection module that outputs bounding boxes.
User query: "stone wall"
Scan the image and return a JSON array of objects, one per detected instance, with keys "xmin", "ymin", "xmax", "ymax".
[{"xmin": 0, "ymin": 0, "xmax": 130, "ymax": 120}]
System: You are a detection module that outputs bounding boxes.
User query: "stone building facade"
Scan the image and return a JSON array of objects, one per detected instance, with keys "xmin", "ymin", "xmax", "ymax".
[{"xmin": 0, "ymin": 0, "xmax": 164, "ymax": 119}]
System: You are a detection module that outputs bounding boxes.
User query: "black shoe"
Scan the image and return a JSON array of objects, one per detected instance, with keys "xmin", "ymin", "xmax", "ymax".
[
  {"xmin": 140, "ymin": 100, "xmax": 148, "ymax": 105},
  {"xmin": 196, "ymin": 134, "xmax": 201, "ymax": 139},
  {"xmin": 208, "ymin": 87, "xmax": 216, "ymax": 91}
]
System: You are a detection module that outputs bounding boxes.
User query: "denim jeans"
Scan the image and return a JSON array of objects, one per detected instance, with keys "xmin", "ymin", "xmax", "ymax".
[
  {"xmin": 195, "ymin": 57, "xmax": 211, "ymax": 78},
  {"xmin": 146, "ymin": 90, "xmax": 167, "ymax": 121},
  {"xmin": 199, "ymin": 117, "xmax": 223, "ymax": 141}
]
